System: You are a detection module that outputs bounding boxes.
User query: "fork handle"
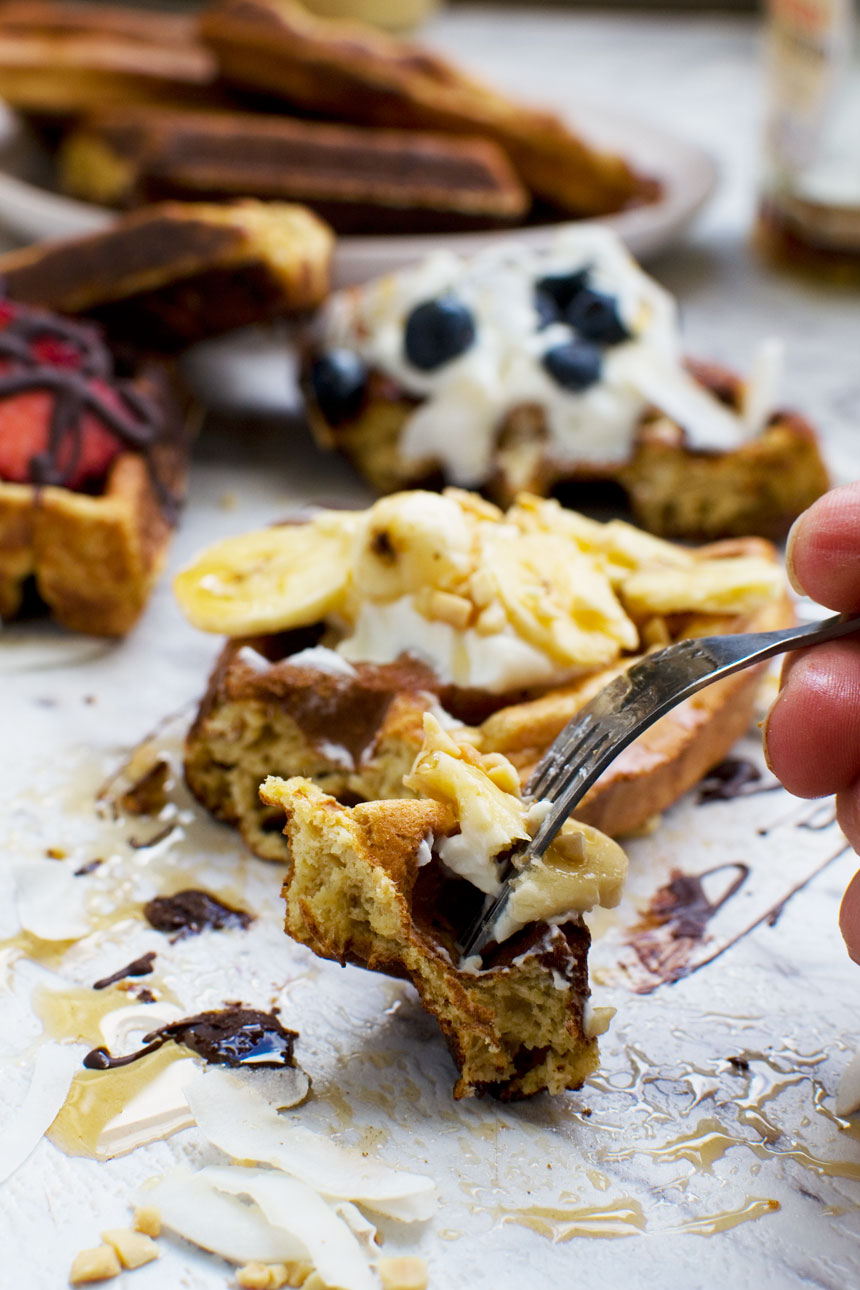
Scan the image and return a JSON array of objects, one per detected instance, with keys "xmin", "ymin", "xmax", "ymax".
[{"xmin": 527, "ymin": 608, "xmax": 860, "ymax": 856}]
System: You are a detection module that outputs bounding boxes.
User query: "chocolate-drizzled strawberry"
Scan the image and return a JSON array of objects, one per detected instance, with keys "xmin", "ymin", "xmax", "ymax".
[{"xmin": 0, "ymin": 299, "xmax": 177, "ymax": 509}]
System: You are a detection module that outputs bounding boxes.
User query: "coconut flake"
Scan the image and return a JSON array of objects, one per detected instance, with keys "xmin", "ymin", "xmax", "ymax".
[
  {"xmin": 143, "ymin": 1167, "xmax": 306, "ymax": 1264},
  {"xmin": 334, "ymin": 1202, "xmax": 380, "ymax": 1256},
  {"xmin": 0, "ymin": 1042, "xmax": 81, "ymax": 1184},
  {"xmin": 203, "ymin": 1166, "xmax": 378, "ymax": 1290},
  {"xmin": 184, "ymin": 1068, "xmax": 437, "ymax": 1221},
  {"xmin": 14, "ymin": 859, "xmax": 91, "ymax": 941},
  {"xmin": 98, "ymin": 1058, "xmax": 199, "ymax": 1158},
  {"xmin": 836, "ymin": 1048, "xmax": 860, "ymax": 1117}
]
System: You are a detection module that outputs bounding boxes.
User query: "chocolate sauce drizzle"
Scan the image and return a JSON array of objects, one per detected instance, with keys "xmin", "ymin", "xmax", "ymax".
[
  {"xmin": 696, "ymin": 758, "xmax": 781, "ymax": 804},
  {"xmin": 143, "ymin": 889, "xmax": 253, "ymax": 938},
  {"xmin": 0, "ymin": 300, "xmax": 179, "ymax": 517},
  {"xmin": 82, "ymin": 1006, "xmax": 298, "ymax": 1071},
  {"xmin": 627, "ymin": 862, "xmax": 749, "ymax": 987},
  {"xmin": 92, "ymin": 951, "xmax": 156, "ymax": 991}
]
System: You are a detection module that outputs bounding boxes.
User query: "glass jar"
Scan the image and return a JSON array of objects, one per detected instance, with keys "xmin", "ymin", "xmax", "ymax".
[{"xmin": 757, "ymin": 0, "xmax": 860, "ymax": 281}]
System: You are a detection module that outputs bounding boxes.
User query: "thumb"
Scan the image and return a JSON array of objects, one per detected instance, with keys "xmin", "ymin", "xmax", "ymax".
[{"xmin": 839, "ymin": 868, "xmax": 860, "ymax": 964}]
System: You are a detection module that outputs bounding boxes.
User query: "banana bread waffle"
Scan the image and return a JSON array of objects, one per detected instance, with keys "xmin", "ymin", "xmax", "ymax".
[
  {"xmin": 60, "ymin": 105, "xmax": 528, "ymax": 235},
  {"xmin": 0, "ymin": 299, "xmax": 193, "ymax": 635},
  {"xmin": 303, "ymin": 225, "xmax": 829, "ymax": 540},
  {"xmin": 199, "ymin": 0, "xmax": 655, "ymax": 219},
  {"xmin": 261, "ymin": 713, "xmax": 628, "ymax": 1099},
  {"xmin": 0, "ymin": 2, "xmax": 222, "ymax": 116},
  {"xmin": 0, "ymin": 200, "xmax": 334, "ymax": 353},
  {"xmin": 178, "ymin": 490, "xmax": 792, "ymax": 859}
]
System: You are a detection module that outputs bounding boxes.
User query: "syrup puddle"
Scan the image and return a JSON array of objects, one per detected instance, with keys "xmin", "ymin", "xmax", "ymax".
[{"xmin": 498, "ymin": 1197, "xmax": 646, "ymax": 1240}]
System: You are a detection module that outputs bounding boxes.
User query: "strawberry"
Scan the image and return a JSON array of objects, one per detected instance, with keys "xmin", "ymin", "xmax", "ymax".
[{"xmin": 0, "ymin": 389, "xmax": 123, "ymax": 489}]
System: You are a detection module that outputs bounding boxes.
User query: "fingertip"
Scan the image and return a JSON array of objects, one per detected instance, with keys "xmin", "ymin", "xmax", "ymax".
[
  {"xmin": 784, "ymin": 514, "xmax": 806, "ymax": 596},
  {"xmin": 840, "ymin": 867, "xmax": 860, "ymax": 965}
]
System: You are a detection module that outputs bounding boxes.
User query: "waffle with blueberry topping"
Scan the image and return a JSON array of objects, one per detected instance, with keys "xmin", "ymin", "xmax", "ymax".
[
  {"xmin": 0, "ymin": 298, "xmax": 193, "ymax": 634},
  {"xmin": 303, "ymin": 226, "xmax": 829, "ymax": 541}
]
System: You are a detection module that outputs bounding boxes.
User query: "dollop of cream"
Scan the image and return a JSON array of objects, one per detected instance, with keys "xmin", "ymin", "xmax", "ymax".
[{"xmin": 319, "ymin": 225, "xmax": 764, "ymax": 482}]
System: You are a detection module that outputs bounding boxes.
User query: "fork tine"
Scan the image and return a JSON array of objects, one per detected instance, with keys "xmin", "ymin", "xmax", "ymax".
[{"xmin": 527, "ymin": 713, "xmax": 602, "ymax": 800}]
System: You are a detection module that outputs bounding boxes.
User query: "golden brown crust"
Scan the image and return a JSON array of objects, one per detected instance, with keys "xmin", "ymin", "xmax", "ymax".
[
  {"xmin": 306, "ymin": 362, "xmax": 830, "ymax": 542},
  {"xmin": 265, "ymin": 775, "xmax": 599, "ymax": 1099},
  {"xmin": 0, "ymin": 2, "xmax": 222, "ymax": 116},
  {"xmin": 61, "ymin": 105, "xmax": 529, "ymax": 235},
  {"xmin": 184, "ymin": 544, "xmax": 794, "ymax": 854},
  {"xmin": 200, "ymin": 0, "xmax": 653, "ymax": 218},
  {"xmin": 0, "ymin": 201, "xmax": 334, "ymax": 352},
  {"xmin": 0, "ymin": 365, "xmax": 195, "ymax": 636}
]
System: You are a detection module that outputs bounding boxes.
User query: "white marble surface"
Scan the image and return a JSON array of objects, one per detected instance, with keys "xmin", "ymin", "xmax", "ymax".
[{"xmin": 2, "ymin": 8, "xmax": 860, "ymax": 1290}]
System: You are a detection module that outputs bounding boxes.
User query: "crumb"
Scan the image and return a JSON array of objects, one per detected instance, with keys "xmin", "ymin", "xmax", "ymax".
[
  {"xmin": 101, "ymin": 1229, "xmax": 159, "ymax": 1270},
  {"xmin": 377, "ymin": 1257, "xmax": 429, "ymax": 1290},
  {"xmin": 135, "ymin": 987, "xmax": 157, "ymax": 1003},
  {"xmin": 220, "ymin": 490, "xmax": 238, "ymax": 511},
  {"xmin": 74, "ymin": 858, "xmax": 103, "ymax": 876},
  {"xmin": 69, "ymin": 1245, "xmax": 121, "ymax": 1283},
  {"xmin": 119, "ymin": 759, "xmax": 170, "ymax": 816},
  {"xmin": 46, "ymin": 846, "xmax": 67, "ymax": 860},
  {"xmin": 728, "ymin": 1055, "xmax": 750, "ymax": 1071},
  {"xmin": 84, "ymin": 695, "xmax": 97, "ymax": 705},
  {"xmin": 132, "ymin": 1206, "xmax": 161, "ymax": 1238},
  {"xmin": 580, "ymin": 1107, "xmax": 593, "ymax": 1117}
]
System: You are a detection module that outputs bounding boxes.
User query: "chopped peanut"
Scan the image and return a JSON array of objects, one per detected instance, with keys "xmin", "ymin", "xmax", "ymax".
[
  {"xmin": 101, "ymin": 1228, "xmax": 159, "ymax": 1270},
  {"xmin": 69, "ymin": 1245, "xmax": 121, "ymax": 1284},
  {"xmin": 132, "ymin": 1205, "xmax": 161, "ymax": 1237},
  {"xmin": 377, "ymin": 1256, "xmax": 429, "ymax": 1290}
]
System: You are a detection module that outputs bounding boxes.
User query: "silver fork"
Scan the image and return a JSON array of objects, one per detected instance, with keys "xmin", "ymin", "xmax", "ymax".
[{"xmin": 459, "ymin": 609, "xmax": 860, "ymax": 959}]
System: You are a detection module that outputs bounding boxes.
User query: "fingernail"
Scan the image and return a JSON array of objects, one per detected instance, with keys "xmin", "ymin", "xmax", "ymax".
[{"xmin": 784, "ymin": 516, "xmax": 805, "ymax": 595}]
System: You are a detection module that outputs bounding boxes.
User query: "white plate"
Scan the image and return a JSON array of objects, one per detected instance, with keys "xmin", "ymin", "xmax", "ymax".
[{"xmin": 0, "ymin": 98, "xmax": 717, "ymax": 283}]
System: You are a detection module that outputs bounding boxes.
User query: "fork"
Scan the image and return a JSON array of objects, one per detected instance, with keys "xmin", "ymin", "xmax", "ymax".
[{"xmin": 459, "ymin": 609, "xmax": 860, "ymax": 959}]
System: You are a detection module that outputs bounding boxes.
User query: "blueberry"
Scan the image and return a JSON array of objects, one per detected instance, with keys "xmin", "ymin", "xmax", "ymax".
[
  {"xmin": 564, "ymin": 287, "xmax": 629, "ymax": 344},
  {"xmin": 403, "ymin": 297, "xmax": 475, "ymax": 371},
  {"xmin": 536, "ymin": 270, "xmax": 589, "ymax": 311},
  {"xmin": 534, "ymin": 288, "xmax": 562, "ymax": 329},
  {"xmin": 309, "ymin": 349, "xmax": 368, "ymax": 424},
  {"xmin": 542, "ymin": 339, "xmax": 603, "ymax": 392}
]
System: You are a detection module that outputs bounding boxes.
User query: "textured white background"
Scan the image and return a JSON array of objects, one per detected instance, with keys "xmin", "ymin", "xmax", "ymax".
[{"xmin": 2, "ymin": 8, "xmax": 860, "ymax": 1290}]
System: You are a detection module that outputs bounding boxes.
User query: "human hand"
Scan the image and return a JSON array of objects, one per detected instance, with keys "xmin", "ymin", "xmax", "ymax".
[{"xmin": 763, "ymin": 481, "xmax": 860, "ymax": 960}]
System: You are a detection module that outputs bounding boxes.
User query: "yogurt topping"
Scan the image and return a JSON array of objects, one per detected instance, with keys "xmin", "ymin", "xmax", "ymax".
[{"xmin": 319, "ymin": 225, "xmax": 768, "ymax": 483}]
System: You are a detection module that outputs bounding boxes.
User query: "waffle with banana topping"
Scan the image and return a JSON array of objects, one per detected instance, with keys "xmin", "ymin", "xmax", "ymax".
[
  {"xmin": 178, "ymin": 488, "xmax": 793, "ymax": 857},
  {"xmin": 261, "ymin": 714, "xmax": 628, "ymax": 1099}
]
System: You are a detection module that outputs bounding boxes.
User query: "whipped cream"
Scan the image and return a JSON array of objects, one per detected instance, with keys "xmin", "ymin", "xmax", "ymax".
[
  {"xmin": 336, "ymin": 595, "xmax": 563, "ymax": 693},
  {"xmin": 320, "ymin": 226, "xmax": 764, "ymax": 482}
]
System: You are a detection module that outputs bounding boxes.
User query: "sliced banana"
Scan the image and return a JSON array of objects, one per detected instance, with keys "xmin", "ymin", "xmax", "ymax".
[
  {"xmin": 621, "ymin": 555, "xmax": 784, "ymax": 619},
  {"xmin": 481, "ymin": 529, "xmax": 638, "ymax": 669},
  {"xmin": 174, "ymin": 512, "xmax": 359, "ymax": 636},
  {"xmin": 352, "ymin": 491, "xmax": 476, "ymax": 603}
]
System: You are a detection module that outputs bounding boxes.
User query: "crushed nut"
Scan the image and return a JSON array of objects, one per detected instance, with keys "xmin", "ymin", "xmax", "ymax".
[
  {"xmin": 69, "ymin": 1245, "xmax": 121, "ymax": 1284},
  {"xmin": 236, "ymin": 1263, "xmax": 311, "ymax": 1289},
  {"xmin": 101, "ymin": 1228, "xmax": 159, "ymax": 1269},
  {"xmin": 377, "ymin": 1256, "xmax": 429, "ymax": 1290},
  {"xmin": 132, "ymin": 1206, "xmax": 161, "ymax": 1237},
  {"xmin": 474, "ymin": 604, "xmax": 506, "ymax": 635},
  {"xmin": 413, "ymin": 587, "xmax": 472, "ymax": 630}
]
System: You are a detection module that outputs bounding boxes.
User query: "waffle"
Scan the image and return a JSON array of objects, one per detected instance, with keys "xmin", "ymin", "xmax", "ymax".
[
  {"xmin": 199, "ymin": 0, "xmax": 654, "ymax": 219},
  {"xmin": 0, "ymin": 200, "xmax": 334, "ymax": 353},
  {"xmin": 60, "ymin": 105, "xmax": 529, "ymax": 235},
  {"xmin": 0, "ymin": 303, "xmax": 193, "ymax": 635},
  {"xmin": 179, "ymin": 489, "xmax": 792, "ymax": 862},
  {"xmin": 260, "ymin": 751, "xmax": 624, "ymax": 1099},
  {"xmin": 0, "ymin": 2, "xmax": 222, "ymax": 116},
  {"xmin": 304, "ymin": 228, "xmax": 829, "ymax": 541}
]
